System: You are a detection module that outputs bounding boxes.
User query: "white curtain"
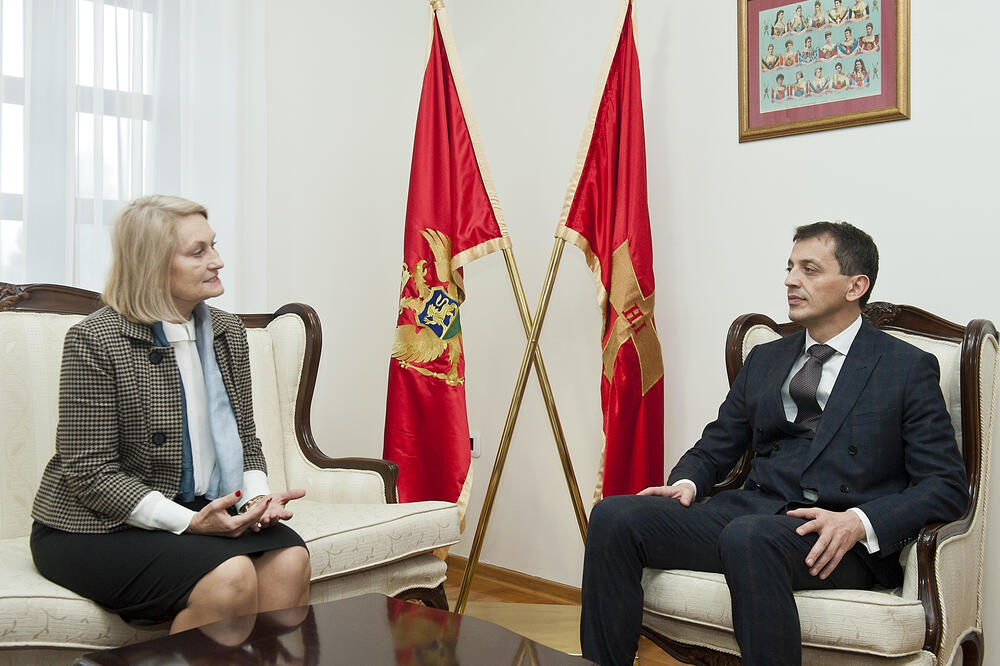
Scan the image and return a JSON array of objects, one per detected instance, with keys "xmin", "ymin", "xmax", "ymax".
[{"xmin": 0, "ymin": 0, "xmax": 267, "ymax": 312}]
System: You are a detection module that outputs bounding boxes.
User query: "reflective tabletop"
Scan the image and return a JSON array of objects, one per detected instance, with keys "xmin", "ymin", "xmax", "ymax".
[{"xmin": 76, "ymin": 593, "xmax": 595, "ymax": 665}]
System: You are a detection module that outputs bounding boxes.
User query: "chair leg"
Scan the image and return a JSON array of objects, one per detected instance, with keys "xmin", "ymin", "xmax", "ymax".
[
  {"xmin": 395, "ymin": 583, "xmax": 449, "ymax": 610},
  {"xmin": 640, "ymin": 626, "xmax": 740, "ymax": 666}
]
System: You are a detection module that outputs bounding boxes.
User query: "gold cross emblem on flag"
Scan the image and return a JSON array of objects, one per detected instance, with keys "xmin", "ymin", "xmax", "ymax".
[{"xmin": 601, "ymin": 240, "xmax": 664, "ymax": 395}]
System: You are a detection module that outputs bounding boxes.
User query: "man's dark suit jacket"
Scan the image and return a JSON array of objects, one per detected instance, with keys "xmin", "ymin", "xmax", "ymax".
[{"xmin": 667, "ymin": 320, "xmax": 969, "ymax": 586}]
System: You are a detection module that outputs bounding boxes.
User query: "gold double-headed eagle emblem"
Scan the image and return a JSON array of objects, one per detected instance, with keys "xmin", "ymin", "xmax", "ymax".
[{"xmin": 393, "ymin": 229, "xmax": 466, "ymax": 386}]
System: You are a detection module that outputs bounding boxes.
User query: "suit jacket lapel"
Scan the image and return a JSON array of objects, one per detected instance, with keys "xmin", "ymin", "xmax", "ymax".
[
  {"xmin": 803, "ymin": 321, "xmax": 883, "ymax": 469},
  {"xmin": 764, "ymin": 331, "xmax": 805, "ymax": 425}
]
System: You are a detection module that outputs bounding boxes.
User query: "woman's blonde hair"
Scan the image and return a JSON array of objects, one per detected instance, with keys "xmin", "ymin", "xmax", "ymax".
[{"xmin": 103, "ymin": 195, "xmax": 208, "ymax": 324}]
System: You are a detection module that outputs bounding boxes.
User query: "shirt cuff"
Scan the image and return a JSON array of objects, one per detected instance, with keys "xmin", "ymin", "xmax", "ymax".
[
  {"xmin": 674, "ymin": 479, "xmax": 697, "ymax": 497},
  {"xmin": 236, "ymin": 470, "xmax": 271, "ymax": 511},
  {"xmin": 848, "ymin": 507, "xmax": 880, "ymax": 554},
  {"xmin": 126, "ymin": 491, "xmax": 196, "ymax": 535}
]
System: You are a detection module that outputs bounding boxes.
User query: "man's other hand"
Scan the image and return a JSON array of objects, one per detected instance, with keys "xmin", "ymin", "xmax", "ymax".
[
  {"xmin": 637, "ymin": 484, "xmax": 695, "ymax": 506},
  {"xmin": 786, "ymin": 507, "xmax": 866, "ymax": 579}
]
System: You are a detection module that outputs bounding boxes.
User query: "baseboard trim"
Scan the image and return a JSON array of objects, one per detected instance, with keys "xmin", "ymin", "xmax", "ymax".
[{"xmin": 446, "ymin": 555, "xmax": 582, "ymax": 605}]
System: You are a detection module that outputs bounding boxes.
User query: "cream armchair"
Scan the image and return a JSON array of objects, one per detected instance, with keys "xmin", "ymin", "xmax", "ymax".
[
  {"xmin": 0, "ymin": 282, "xmax": 460, "ymax": 664},
  {"xmin": 640, "ymin": 303, "xmax": 997, "ymax": 666}
]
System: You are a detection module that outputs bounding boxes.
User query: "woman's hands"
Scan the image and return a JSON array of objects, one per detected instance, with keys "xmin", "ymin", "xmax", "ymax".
[
  {"xmin": 186, "ymin": 491, "xmax": 272, "ymax": 537},
  {"xmin": 251, "ymin": 489, "xmax": 306, "ymax": 532},
  {"xmin": 184, "ymin": 489, "xmax": 306, "ymax": 537}
]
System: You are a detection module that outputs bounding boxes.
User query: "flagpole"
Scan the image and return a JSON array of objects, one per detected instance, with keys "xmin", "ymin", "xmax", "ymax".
[
  {"xmin": 456, "ymin": 238, "xmax": 567, "ymax": 613},
  {"xmin": 501, "ymin": 247, "xmax": 589, "ymax": 542}
]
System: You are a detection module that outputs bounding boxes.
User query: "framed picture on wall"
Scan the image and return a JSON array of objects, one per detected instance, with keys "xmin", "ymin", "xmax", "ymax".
[{"xmin": 738, "ymin": 0, "xmax": 909, "ymax": 142}]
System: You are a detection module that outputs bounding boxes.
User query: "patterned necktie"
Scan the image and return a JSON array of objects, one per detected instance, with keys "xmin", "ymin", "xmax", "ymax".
[{"xmin": 789, "ymin": 343, "xmax": 837, "ymax": 430}]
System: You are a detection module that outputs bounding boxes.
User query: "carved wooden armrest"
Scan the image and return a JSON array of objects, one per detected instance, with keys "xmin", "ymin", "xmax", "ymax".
[
  {"xmin": 297, "ymin": 446, "xmax": 400, "ymax": 504},
  {"xmin": 915, "ymin": 512, "xmax": 974, "ymax": 655}
]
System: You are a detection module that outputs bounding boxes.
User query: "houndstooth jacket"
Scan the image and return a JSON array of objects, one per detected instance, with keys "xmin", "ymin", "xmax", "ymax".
[{"xmin": 31, "ymin": 305, "xmax": 268, "ymax": 533}]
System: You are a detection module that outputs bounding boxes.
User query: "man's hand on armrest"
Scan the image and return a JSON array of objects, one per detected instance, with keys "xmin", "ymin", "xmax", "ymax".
[
  {"xmin": 786, "ymin": 507, "xmax": 867, "ymax": 579},
  {"xmin": 637, "ymin": 483, "xmax": 696, "ymax": 507}
]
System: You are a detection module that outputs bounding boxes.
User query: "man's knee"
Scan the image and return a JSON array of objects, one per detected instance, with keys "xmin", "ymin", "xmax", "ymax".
[
  {"xmin": 718, "ymin": 515, "xmax": 796, "ymax": 562},
  {"xmin": 588, "ymin": 495, "xmax": 637, "ymax": 543}
]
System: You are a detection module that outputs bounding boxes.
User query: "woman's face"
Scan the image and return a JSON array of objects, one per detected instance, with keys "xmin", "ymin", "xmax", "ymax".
[
  {"xmin": 777, "ymin": 10, "xmax": 784, "ymax": 20},
  {"xmin": 866, "ymin": 24, "xmax": 874, "ymax": 35},
  {"xmin": 855, "ymin": 61, "xmax": 862, "ymax": 72},
  {"xmin": 815, "ymin": 67, "xmax": 823, "ymax": 77},
  {"xmin": 170, "ymin": 213, "xmax": 224, "ymax": 319},
  {"xmin": 845, "ymin": 28, "xmax": 852, "ymax": 38},
  {"xmin": 836, "ymin": 63, "xmax": 843, "ymax": 72}
]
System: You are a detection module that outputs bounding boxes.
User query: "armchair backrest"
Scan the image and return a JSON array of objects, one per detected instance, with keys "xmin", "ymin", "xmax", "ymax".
[{"xmin": 0, "ymin": 282, "xmax": 323, "ymax": 540}]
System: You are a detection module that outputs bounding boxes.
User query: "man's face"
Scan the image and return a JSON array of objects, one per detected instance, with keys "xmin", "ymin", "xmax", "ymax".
[{"xmin": 785, "ymin": 235, "xmax": 857, "ymax": 328}]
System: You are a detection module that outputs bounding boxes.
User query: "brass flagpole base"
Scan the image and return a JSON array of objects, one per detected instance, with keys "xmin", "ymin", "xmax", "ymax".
[{"xmin": 455, "ymin": 239, "xmax": 567, "ymax": 613}]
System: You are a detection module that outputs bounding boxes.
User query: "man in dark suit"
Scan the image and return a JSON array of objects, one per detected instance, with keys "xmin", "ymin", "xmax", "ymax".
[{"xmin": 580, "ymin": 222, "xmax": 969, "ymax": 666}]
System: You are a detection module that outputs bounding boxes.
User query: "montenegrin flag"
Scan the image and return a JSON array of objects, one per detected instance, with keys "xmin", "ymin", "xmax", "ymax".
[
  {"xmin": 555, "ymin": 0, "xmax": 664, "ymax": 498},
  {"xmin": 383, "ymin": 2, "xmax": 510, "ymax": 518}
]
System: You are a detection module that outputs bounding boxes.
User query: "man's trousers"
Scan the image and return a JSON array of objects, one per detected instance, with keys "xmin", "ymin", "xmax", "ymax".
[{"xmin": 580, "ymin": 490, "xmax": 878, "ymax": 666}]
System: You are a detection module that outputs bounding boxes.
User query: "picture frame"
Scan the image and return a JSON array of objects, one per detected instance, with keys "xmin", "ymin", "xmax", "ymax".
[{"xmin": 738, "ymin": 0, "xmax": 909, "ymax": 142}]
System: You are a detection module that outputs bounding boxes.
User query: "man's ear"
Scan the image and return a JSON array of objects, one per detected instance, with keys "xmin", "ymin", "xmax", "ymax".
[{"xmin": 845, "ymin": 275, "xmax": 870, "ymax": 304}]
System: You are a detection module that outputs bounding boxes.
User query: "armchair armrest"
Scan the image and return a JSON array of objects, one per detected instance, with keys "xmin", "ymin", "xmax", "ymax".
[
  {"xmin": 301, "ymin": 452, "xmax": 400, "ymax": 504},
  {"xmin": 288, "ymin": 439, "xmax": 400, "ymax": 504}
]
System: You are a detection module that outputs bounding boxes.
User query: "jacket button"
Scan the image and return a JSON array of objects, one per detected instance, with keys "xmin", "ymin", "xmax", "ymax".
[
  {"xmin": 152, "ymin": 432, "xmax": 167, "ymax": 445},
  {"xmin": 840, "ymin": 484, "xmax": 849, "ymax": 493},
  {"xmin": 848, "ymin": 445, "xmax": 858, "ymax": 455},
  {"xmin": 149, "ymin": 351, "xmax": 163, "ymax": 365}
]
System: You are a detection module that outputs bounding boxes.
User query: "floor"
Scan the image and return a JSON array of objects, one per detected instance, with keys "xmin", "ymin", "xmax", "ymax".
[{"xmin": 443, "ymin": 557, "xmax": 684, "ymax": 666}]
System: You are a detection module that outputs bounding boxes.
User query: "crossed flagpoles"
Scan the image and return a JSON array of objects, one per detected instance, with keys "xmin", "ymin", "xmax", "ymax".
[{"xmin": 455, "ymin": 240, "xmax": 586, "ymax": 613}]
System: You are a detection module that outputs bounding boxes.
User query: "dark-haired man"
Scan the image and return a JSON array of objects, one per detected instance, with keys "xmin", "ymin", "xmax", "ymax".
[{"xmin": 580, "ymin": 222, "xmax": 969, "ymax": 666}]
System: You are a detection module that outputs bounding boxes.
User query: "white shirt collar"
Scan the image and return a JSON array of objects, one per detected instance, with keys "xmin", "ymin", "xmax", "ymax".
[
  {"xmin": 803, "ymin": 315, "xmax": 862, "ymax": 358},
  {"xmin": 161, "ymin": 318, "xmax": 197, "ymax": 343}
]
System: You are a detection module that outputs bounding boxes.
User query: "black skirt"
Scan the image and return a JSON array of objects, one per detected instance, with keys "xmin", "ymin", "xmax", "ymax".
[{"xmin": 30, "ymin": 498, "xmax": 306, "ymax": 625}]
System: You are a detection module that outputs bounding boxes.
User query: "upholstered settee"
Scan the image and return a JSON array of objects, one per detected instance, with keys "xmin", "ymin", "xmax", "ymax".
[
  {"xmin": 640, "ymin": 303, "xmax": 998, "ymax": 666},
  {"xmin": 0, "ymin": 282, "xmax": 461, "ymax": 664}
]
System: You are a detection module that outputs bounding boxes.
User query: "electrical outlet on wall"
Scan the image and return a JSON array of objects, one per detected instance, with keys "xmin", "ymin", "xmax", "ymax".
[{"xmin": 470, "ymin": 431, "xmax": 482, "ymax": 458}]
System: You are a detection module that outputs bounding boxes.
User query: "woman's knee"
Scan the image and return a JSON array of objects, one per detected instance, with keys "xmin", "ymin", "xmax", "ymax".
[
  {"xmin": 257, "ymin": 547, "xmax": 311, "ymax": 592},
  {"xmin": 190, "ymin": 555, "xmax": 258, "ymax": 611}
]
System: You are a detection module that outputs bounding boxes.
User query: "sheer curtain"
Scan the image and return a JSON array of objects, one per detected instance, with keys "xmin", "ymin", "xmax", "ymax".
[{"xmin": 0, "ymin": 0, "xmax": 267, "ymax": 312}]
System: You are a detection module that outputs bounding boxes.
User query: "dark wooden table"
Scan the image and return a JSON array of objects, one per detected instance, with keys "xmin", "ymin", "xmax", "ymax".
[{"xmin": 76, "ymin": 593, "xmax": 595, "ymax": 665}]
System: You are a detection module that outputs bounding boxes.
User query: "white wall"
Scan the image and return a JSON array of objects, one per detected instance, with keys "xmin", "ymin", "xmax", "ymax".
[{"xmin": 266, "ymin": 0, "xmax": 1000, "ymax": 642}]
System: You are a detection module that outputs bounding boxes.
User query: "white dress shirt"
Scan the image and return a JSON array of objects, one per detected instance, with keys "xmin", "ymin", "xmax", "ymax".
[
  {"xmin": 126, "ymin": 318, "xmax": 270, "ymax": 534},
  {"xmin": 676, "ymin": 315, "xmax": 880, "ymax": 553}
]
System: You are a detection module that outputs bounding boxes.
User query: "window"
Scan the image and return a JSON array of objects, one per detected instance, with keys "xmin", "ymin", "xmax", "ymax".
[{"xmin": 0, "ymin": 0, "xmax": 155, "ymax": 288}]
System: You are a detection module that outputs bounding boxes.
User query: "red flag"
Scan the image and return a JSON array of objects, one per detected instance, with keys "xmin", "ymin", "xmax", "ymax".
[
  {"xmin": 555, "ymin": 1, "xmax": 664, "ymax": 498},
  {"xmin": 383, "ymin": 9, "xmax": 509, "ymax": 511}
]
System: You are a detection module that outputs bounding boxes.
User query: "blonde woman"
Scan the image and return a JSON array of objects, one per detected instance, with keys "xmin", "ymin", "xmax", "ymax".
[{"xmin": 30, "ymin": 195, "xmax": 310, "ymax": 634}]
